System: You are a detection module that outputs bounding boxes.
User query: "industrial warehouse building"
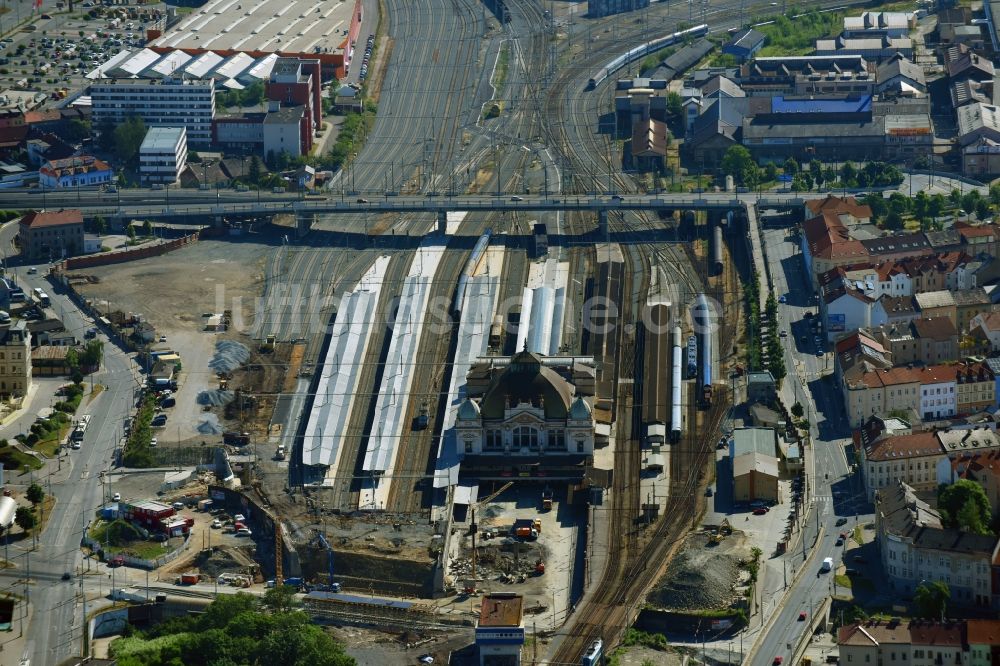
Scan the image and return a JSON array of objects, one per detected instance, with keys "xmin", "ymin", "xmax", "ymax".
[
  {"xmin": 96, "ymin": 0, "xmax": 364, "ymax": 81},
  {"xmin": 729, "ymin": 427, "xmax": 780, "ymax": 503}
]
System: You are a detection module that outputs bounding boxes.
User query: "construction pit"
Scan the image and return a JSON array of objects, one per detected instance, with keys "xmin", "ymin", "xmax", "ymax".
[{"xmin": 442, "ymin": 484, "xmax": 582, "ymax": 633}]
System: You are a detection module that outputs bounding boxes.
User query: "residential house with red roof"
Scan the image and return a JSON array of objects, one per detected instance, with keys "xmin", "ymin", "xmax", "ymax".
[
  {"xmin": 839, "ymin": 620, "xmax": 1000, "ymax": 663},
  {"xmin": 800, "ymin": 211, "xmax": 870, "ymax": 282},
  {"xmin": 39, "ymin": 156, "xmax": 113, "ymax": 189}
]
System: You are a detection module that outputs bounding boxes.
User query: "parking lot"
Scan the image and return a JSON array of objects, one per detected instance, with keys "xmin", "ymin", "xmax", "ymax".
[{"xmin": 0, "ymin": 1, "xmax": 166, "ymax": 102}]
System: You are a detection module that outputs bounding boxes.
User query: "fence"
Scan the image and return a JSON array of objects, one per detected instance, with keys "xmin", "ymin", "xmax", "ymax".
[{"xmin": 83, "ymin": 525, "xmax": 192, "ymax": 571}]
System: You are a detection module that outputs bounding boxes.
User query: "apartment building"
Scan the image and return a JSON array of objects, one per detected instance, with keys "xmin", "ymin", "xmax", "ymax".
[
  {"xmin": 876, "ymin": 481, "xmax": 999, "ymax": 607},
  {"xmin": 864, "ymin": 317, "xmax": 959, "ymax": 366},
  {"xmin": 844, "ymin": 366, "xmax": 921, "ymax": 427},
  {"xmin": 18, "ymin": 209, "xmax": 85, "ymax": 260},
  {"xmin": 955, "ymin": 361, "xmax": 996, "ymax": 414},
  {"xmin": 946, "ymin": 450, "xmax": 1000, "ymax": 517},
  {"xmin": 861, "ymin": 430, "xmax": 943, "ymax": 500},
  {"xmin": 0, "ymin": 319, "xmax": 31, "ymax": 399},
  {"xmin": 90, "ymin": 78, "xmax": 215, "ymax": 145}
]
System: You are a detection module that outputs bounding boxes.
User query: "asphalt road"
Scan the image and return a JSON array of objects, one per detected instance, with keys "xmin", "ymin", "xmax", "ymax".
[
  {"xmin": 749, "ymin": 227, "xmax": 871, "ymax": 666},
  {"xmin": 1, "ymin": 220, "xmax": 142, "ymax": 665}
]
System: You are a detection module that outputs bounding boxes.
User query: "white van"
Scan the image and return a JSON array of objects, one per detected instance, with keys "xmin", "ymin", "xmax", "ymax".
[{"xmin": 820, "ymin": 557, "xmax": 833, "ymax": 573}]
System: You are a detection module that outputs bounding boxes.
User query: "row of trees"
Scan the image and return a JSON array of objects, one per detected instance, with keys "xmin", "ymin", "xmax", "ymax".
[
  {"xmin": 720, "ymin": 147, "xmax": 904, "ymax": 191},
  {"xmin": 763, "ymin": 292, "xmax": 786, "ymax": 382},
  {"xmin": 861, "ymin": 185, "xmax": 999, "ymax": 231}
]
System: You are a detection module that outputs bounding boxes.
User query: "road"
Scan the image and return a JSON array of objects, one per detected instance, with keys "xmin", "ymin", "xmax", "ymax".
[
  {"xmin": 0, "ymin": 221, "xmax": 142, "ymax": 664},
  {"xmin": 747, "ymin": 226, "xmax": 871, "ymax": 666}
]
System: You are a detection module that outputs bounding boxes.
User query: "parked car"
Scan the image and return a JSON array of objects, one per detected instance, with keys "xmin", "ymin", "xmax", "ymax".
[
  {"xmin": 752, "ymin": 508, "xmax": 768, "ymax": 515},
  {"xmin": 112, "ymin": 493, "xmax": 121, "ymax": 501},
  {"xmin": 211, "ymin": 519, "xmax": 222, "ymax": 529},
  {"xmin": 236, "ymin": 528, "xmax": 252, "ymax": 537}
]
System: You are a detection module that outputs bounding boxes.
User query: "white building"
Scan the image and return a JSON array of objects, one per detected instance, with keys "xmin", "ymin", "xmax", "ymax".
[
  {"xmin": 90, "ymin": 78, "xmax": 215, "ymax": 145},
  {"xmin": 139, "ymin": 127, "xmax": 187, "ymax": 186},
  {"xmin": 917, "ymin": 365, "xmax": 957, "ymax": 421}
]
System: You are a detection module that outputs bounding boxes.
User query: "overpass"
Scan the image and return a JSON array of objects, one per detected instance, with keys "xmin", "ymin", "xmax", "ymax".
[{"xmin": 2, "ymin": 188, "xmax": 810, "ymax": 233}]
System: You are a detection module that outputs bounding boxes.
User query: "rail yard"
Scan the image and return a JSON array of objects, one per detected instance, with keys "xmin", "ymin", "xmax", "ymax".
[{"xmin": 0, "ymin": 0, "xmax": 924, "ymax": 662}]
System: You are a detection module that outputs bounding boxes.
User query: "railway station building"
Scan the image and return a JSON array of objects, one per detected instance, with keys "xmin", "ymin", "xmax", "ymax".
[{"xmin": 455, "ymin": 351, "xmax": 596, "ymax": 480}]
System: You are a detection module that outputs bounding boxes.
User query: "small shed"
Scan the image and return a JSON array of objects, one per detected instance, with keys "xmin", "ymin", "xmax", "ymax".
[{"xmin": 722, "ymin": 28, "xmax": 766, "ymax": 62}]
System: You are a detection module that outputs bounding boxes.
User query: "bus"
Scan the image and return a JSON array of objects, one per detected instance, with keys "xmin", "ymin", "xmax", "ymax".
[
  {"xmin": 71, "ymin": 414, "xmax": 91, "ymax": 448},
  {"xmin": 32, "ymin": 287, "xmax": 49, "ymax": 307}
]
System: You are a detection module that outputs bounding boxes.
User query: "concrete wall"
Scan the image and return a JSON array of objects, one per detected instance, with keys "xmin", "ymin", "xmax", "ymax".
[{"xmin": 56, "ymin": 232, "xmax": 200, "ymax": 271}]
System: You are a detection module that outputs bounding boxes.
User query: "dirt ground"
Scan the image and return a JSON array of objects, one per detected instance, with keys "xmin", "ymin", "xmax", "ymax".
[
  {"xmin": 330, "ymin": 625, "xmax": 474, "ymax": 666},
  {"xmin": 647, "ymin": 531, "xmax": 752, "ymax": 612},
  {"xmin": 73, "ymin": 238, "xmax": 285, "ymax": 443}
]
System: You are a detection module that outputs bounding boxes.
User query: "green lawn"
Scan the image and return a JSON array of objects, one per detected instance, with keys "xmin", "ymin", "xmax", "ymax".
[
  {"xmin": 835, "ymin": 574, "xmax": 853, "ymax": 589},
  {"xmin": 0, "ymin": 446, "xmax": 42, "ymax": 473},
  {"xmin": 88, "ymin": 520, "xmax": 171, "ymax": 560},
  {"xmin": 852, "ymin": 526, "xmax": 864, "ymax": 545}
]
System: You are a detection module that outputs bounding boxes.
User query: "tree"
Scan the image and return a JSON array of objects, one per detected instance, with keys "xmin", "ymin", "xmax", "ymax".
[
  {"xmin": 665, "ymin": 91, "xmax": 684, "ymax": 135},
  {"xmin": 126, "ymin": 224, "xmax": 136, "ymax": 243},
  {"xmin": 79, "ymin": 340, "xmax": 104, "ymax": 369},
  {"xmin": 840, "ymin": 161, "xmax": 857, "ymax": 186},
  {"xmin": 64, "ymin": 118, "xmax": 91, "ymax": 142},
  {"xmin": 809, "ymin": 159, "xmax": 823, "ymax": 187},
  {"xmin": 113, "ymin": 116, "xmax": 146, "ymax": 165},
  {"xmin": 248, "ymin": 155, "xmax": 262, "ymax": 185},
  {"xmin": 764, "ymin": 162, "xmax": 778, "ymax": 181},
  {"xmin": 26, "ymin": 483, "xmax": 44, "ymax": 507},
  {"xmin": 91, "ymin": 215, "xmax": 108, "ymax": 236},
  {"xmin": 975, "ymin": 198, "xmax": 991, "ymax": 220},
  {"xmin": 142, "ymin": 219, "xmax": 153, "ymax": 237},
  {"xmin": 14, "ymin": 506, "xmax": 36, "ymax": 532},
  {"xmin": 938, "ymin": 480, "xmax": 992, "ymax": 535},
  {"xmin": 791, "ymin": 402, "xmax": 804, "ymax": 418},
  {"xmin": 823, "ymin": 166, "xmax": 837, "ymax": 185},
  {"xmin": 913, "ymin": 581, "xmax": 949, "ymax": 619},
  {"xmin": 721, "ymin": 145, "xmax": 758, "ymax": 187},
  {"xmin": 262, "ymin": 585, "xmax": 299, "ymax": 613},
  {"xmin": 96, "ymin": 118, "xmax": 116, "ymax": 152},
  {"xmin": 884, "ymin": 211, "xmax": 904, "ymax": 230},
  {"xmin": 782, "ymin": 157, "xmax": 799, "ymax": 175}
]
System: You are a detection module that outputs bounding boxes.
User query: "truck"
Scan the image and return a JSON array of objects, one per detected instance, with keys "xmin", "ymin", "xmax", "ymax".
[
  {"xmin": 274, "ymin": 445, "xmax": 286, "ymax": 460},
  {"xmin": 111, "ymin": 587, "xmax": 148, "ymax": 602},
  {"xmin": 196, "ymin": 498, "xmax": 213, "ymax": 512},
  {"xmin": 223, "ymin": 431, "xmax": 250, "ymax": 446},
  {"xmin": 179, "ymin": 572, "xmax": 200, "ymax": 585},
  {"xmin": 541, "ymin": 488, "xmax": 553, "ymax": 511},
  {"xmin": 512, "ymin": 518, "xmax": 541, "ymax": 540}
]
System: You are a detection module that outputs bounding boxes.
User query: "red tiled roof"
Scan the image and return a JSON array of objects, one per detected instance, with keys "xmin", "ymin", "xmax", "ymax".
[
  {"xmin": 803, "ymin": 212, "xmax": 869, "ymax": 261},
  {"xmin": 23, "ymin": 109, "xmax": 61, "ymax": 124},
  {"xmin": 0, "ymin": 125, "xmax": 28, "ymax": 148},
  {"xmin": 805, "ymin": 194, "xmax": 873, "ymax": 220},
  {"xmin": 966, "ymin": 619, "xmax": 1000, "ymax": 645},
  {"xmin": 975, "ymin": 312, "xmax": 1000, "ymax": 332},
  {"xmin": 39, "ymin": 155, "xmax": 111, "ymax": 178},
  {"xmin": 910, "ymin": 316, "xmax": 958, "ymax": 341},
  {"xmin": 857, "ymin": 366, "xmax": 922, "ymax": 388},
  {"xmin": 909, "ymin": 621, "xmax": 964, "ymax": 647},
  {"xmin": 955, "ymin": 220, "xmax": 998, "ymax": 239},
  {"xmin": 18, "ymin": 209, "xmax": 83, "ymax": 229},
  {"xmin": 865, "ymin": 431, "xmax": 941, "ymax": 462}
]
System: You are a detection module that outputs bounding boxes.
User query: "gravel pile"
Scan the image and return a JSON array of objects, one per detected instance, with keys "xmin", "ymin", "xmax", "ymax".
[
  {"xmin": 647, "ymin": 537, "xmax": 743, "ymax": 611},
  {"xmin": 208, "ymin": 340, "xmax": 250, "ymax": 374},
  {"xmin": 197, "ymin": 414, "xmax": 223, "ymax": 435},
  {"xmin": 198, "ymin": 390, "xmax": 235, "ymax": 406}
]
